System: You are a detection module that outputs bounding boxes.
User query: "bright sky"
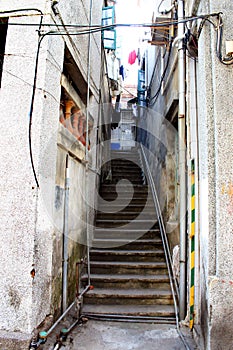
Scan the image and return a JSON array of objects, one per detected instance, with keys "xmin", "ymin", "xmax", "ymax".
[{"xmin": 115, "ymin": 0, "xmax": 154, "ymax": 83}]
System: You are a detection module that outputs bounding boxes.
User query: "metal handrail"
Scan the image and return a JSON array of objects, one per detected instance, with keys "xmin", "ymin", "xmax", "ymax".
[
  {"xmin": 140, "ymin": 144, "xmax": 179, "ymax": 295},
  {"xmin": 140, "ymin": 144, "xmax": 191, "ymax": 350}
]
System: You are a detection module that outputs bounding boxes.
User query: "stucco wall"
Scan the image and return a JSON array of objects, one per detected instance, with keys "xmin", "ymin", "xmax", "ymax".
[
  {"xmin": 0, "ymin": 0, "xmax": 107, "ymax": 347},
  {"xmin": 144, "ymin": 42, "xmax": 180, "ymax": 252},
  {"xmin": 0, "ymin": 7, "xmax": 59, "ymax": 336},
  {"xmin": 188, "ymin": 0, "xmax": 233, "ymax": 348},
  {"xmin": 146, "ymin": 2, "xmax": 233, "ymax": 349}
]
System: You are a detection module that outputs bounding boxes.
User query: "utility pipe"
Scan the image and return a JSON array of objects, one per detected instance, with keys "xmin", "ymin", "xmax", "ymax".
[
  {"xmin": 29, "ymin": 285, "xmax": 93, "ymax": 348},
  {"xmin": 85, "ymin": 0, "xmax": 93, "ymax": 287},
  {"xmin": 177, "ymin": 0, "xmax": 187, "ymax": 321},
  {"xmin": 62, "ymin": 155, "xmax": 70, "ymax": 313}
]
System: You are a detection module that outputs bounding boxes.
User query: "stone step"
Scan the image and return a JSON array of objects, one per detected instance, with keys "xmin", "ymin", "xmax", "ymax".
[
  {"xmin": 110, "ymin": 164, "xmax": 141, "ymax": 170},
  {"xmin": 110, "ymin": 165, "xmax": 142, "ymax": 172},
  {"xmin": 96, "ymin": 211, "xmax": 157, "ymax": 220},
  {"xmin": 82, "ymin": 273, "xmax": 170, "ymax": 289},
  {"xmin": 97, "ymin": 204, "xmax": 155, "ymax": 213},
  {"xmin": 110, "ymin": 159, "xmax": 140, "ymax": 164},
  {"xmin": 107, "ymin": 180, "xmax": 143, "ymax": 185},
  {"xmin": 94, "ymin": 228, "xmax": 160, "ymax": 240},
  {"xmin": 111, "ymin": 168, "xmax": 142, "ymax": 174},
  {"xmin": 111, "ymin": 164, "xmax": 142, "ymax": 170},
  {"xmin": 83, "ymin": 288, "xmax": 173, "ymax": 305},
  {"xmin": 100, "ymin": 184, "xmax": 148, "ymax": 192},
  {"xmin": 99, "ymin": 201, "xmax": 153, "ymax": 211},
  {"xmin": 99, "ymin": 196, "xmax": 150, "ymax": 204},
  {"xmin": 110, "ymin": 173, "xmax": 143, "ymax": 178},
  {"xmin": 110, "ymin": 152, "xmax": 139, "ymax": 157},
  {"xmin": 89, "ymin": 261, "xmax": 168, "ymax": 275},
  {"xmin": 110, "ymin": 152, "xmax": 139, "ymax": 156},
  {"xmin": 90, "ymin": 249, "xmax": 165, "ymax": 262},
  {"xmin": 83, "ymin": 149, "xmax": 175, "ymax": 320},
  {"xmin": 95, "ymin": 219, "xmax": 157, "ymax": 228},
  {"xmin": 99, "ymin": 193, "xmax": 149, "ymax": 200},
  {"xmin": 110, "ymin": 172, "xmax": 142, "ymax": 179},
  {"xmin": 91, "ymin": 238, "xmax": 163, "ymax": 249},
  {"xmin": 82, "ymin": 304, "xmax": 175, "ymax": 319}
]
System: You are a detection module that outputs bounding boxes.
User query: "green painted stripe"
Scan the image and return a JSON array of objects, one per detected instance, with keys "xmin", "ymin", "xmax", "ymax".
[
  {"xmin": 191, "ymin": 267, "xmax": 195, "ymax": 285},
  {"xmin": 191, "ymin": 159, "xmax": 195, "ymax": 172},
  {"xmin": 190, "ymin": 304, "xmax": 194, "ymax": 315},
  {"xmin": 191, "ymin": 183, "xmax": 195, "ymax": 196},
  {"xmin": 191, "ymin": 237, "xmax": 195, "ymax": 252},
  {"xmin": 191, "ymin": 209, "xmax": 195, "ymax": 223}
]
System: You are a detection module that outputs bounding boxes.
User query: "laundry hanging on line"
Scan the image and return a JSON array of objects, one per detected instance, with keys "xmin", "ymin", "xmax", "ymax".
[{"xmin": 128, "ymin": 50, "xmax": 137, "ymax": 65}]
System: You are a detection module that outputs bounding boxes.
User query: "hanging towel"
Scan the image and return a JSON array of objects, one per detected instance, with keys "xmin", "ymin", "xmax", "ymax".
[
  {"xmin": 119, "ymin": 65, "xmax": 125, "ymax": 80},
  {"xmin": 128, "ymin": 50, "xmax": 137, "ymax": 65}
]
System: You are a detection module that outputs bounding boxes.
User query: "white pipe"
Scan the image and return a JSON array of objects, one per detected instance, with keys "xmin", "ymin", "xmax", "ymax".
[
  {"xmin": 62, "ymin": 155, "xmax": 70, "ymax": 313},
  {"xmin": 178, "ymin": 0, "xmax": 187, "ymax": 321},
  {"xmin": 47, "ymin": 300, "xmax": 75, "ymax": 336},
  {"xmin": 43, "ymin": 285, "xmax": 91, "ymax": 338},
  {"xmin": 85, "ymin": 0, "xmax": 93, "ymax": 286}
]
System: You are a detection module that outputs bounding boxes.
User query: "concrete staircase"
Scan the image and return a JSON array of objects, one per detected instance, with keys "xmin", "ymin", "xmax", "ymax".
[{"xmin": 82, "ymin": 149, "xmax": 175, "ymax": 322}]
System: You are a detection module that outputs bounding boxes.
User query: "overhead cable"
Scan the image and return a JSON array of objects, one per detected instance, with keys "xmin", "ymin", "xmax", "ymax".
[{"xmin": 149, "ymin": 40, "xmax": 173, "ymax": 105}]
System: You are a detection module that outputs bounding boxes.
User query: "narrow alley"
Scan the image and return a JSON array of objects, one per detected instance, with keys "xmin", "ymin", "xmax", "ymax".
[{"xmin": 0, "ymin": 1, "xmax": 233, "ymax": 350}]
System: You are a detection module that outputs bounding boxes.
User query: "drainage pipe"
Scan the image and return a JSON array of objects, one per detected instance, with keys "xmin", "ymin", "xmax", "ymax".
[
  {"xmin": 177, "ymin": 0, "xmax": 187, "ymax": 321},
  {"xmin": 62, "ymin": 155, "xmax": 70, "ymax": 313}
]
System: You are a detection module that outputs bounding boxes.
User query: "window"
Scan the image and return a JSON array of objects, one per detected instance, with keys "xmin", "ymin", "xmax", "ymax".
[
  {"xmin": 137, "ymin": 70, "xmax": 146, "ymax": 107},
  {"xmin": 102, "ymin": 6, "xmax": 116, "ymax": 50},
  {"xmin": 0, "ymin": 18, "xmax": 8, "ymax": 88}
]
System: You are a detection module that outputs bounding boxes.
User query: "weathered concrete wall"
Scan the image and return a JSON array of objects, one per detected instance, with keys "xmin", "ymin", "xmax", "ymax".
[
  {"xmin": 0, "ymin": 5, "xmax": 58, "ymax": 339},
  {"xmin": 186, "ymin": 0, "xmax": 233, "ymax": 348},
  {"xmin": 146, "ymin": 2, "xmax": 233, "ymax": 349},
  {"xmin": 51, "ymin": 125, "xmax": 88, "ymax": 318},
  {"xmin": 144, "ymin": 41, "xmax": 180, "ymax": 253},
  {"xmin": 54, "ymin": 0, "xmax": 102, "ymax": 101},
  {"xmin": 0, "ymin": 0, "xmax": 108, "ymax": 347}
]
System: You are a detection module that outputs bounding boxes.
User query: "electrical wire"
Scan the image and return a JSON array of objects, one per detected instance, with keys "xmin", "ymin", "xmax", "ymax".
[
  {"xmin": 216, "ymin": 13, "xmax": 233, "ymax": 65},
  {"xmin": 28, "ymin": 19, "xmax": 43, "ymax": 188},
  {"xmin": 0, "ymin": 9, "xmax": 43, "ymax": 188},
  {"xmin": 148, "ymin": 50, "xmax": 161, "ymax": 91},
  {"xmin": 158, "ymin": 0, "xmax": 166, "ymax": 13},
  {"xmin": 0, "ymin": 8, "xmax": 44, "ymax": 188},
  {"xmin": 149, "ymin": 40, "xmax": 173, "ymax": 105},
  {"xmin": 0, "ymin": 8, "xmax": 43, "ymax": 16},
  {"xmin": 0, "ymin": 13, "xmax": 223, "ymax": 31},
  {"xmin": 183, "ymin": 25, "xmax": 198, "ymax": 61},
  {"xmin": 0, "ymin": 9, "xmax": 229, "ymax": 186},
  {"xmin": 158, "ymin": 0, "xmax": 175, "ymax": 15}
]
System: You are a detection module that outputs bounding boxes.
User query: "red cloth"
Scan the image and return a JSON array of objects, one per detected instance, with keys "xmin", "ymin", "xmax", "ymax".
[{"xmin": 128, "ymin": 50, "xmax": 137, "ymax": 65}]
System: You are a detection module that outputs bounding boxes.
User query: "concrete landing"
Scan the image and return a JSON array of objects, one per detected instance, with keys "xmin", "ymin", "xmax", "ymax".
[
  {"xmin": 73, "ymin": 321, "xmax": 197, "ymax": 350},
  {"xmin": 43, "ymin": 320, "xmax": 198, "ymax": 350}
]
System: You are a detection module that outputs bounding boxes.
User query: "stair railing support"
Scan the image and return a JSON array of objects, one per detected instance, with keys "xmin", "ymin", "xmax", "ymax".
[{"xmin": 140, "ymin": 144, "xmax": 191, "ymax": 350}]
